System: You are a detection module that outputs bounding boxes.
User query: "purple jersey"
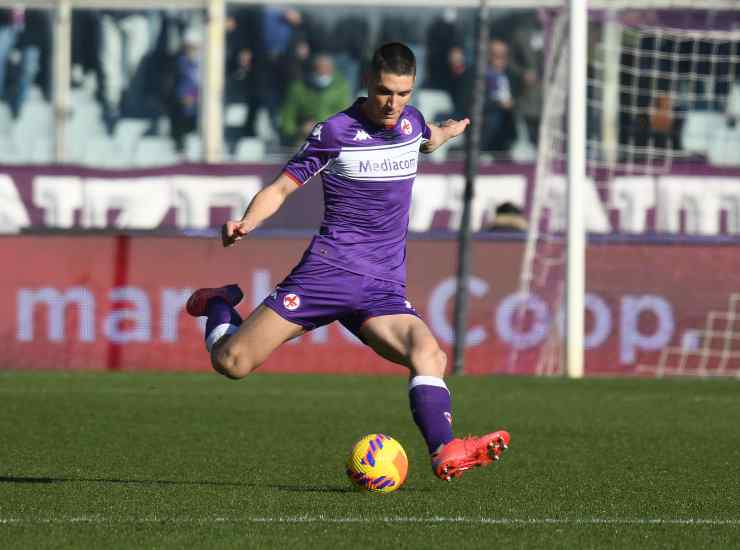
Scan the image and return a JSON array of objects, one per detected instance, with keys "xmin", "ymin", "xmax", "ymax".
[{"xmin": 282, "ymin": 98, "xmax": 431, "ymax": 285}]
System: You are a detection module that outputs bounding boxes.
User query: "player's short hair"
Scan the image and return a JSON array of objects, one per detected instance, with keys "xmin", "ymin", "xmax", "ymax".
[{"xmin": 370, "ymin": 42, "xmax": 416, "ymax": 78}]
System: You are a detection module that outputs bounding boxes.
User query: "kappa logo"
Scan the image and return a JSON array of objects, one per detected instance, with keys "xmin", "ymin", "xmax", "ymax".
[
  {"xmin": 404, "ymin": 300, "xmax": 414, "ymax": 310},
  {"xmin": 283, "ymin": 293, "xmax": 301, "ymax": 311},
  {"xmin": 353, "ymin": 129, "xmax": 371, "ymax": 141},
  {"xmin": 443, "ymin": 412, "xmax": 453, "ymax": 425},
  {"xmin": 311, "ymin": 123, "xmax": 323, "ymax": 141},
  {"xmin": 269, "ymin": 290, "xmax": 278, "ymax": 300},
  {"xmin": 400, "ymin": 118, "xmax": 413, "ymax": 135}
]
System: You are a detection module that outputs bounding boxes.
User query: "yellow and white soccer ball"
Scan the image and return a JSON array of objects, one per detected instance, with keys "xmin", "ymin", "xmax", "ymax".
[{"xmin": 346, "ymin": 433, "xmax": 408, "ymax": 493}]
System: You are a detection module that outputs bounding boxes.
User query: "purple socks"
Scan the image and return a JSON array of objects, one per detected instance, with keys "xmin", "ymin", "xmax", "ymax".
[
  {"xmin": 204, "ymin": 298, "xmax": 242, "ymax": 351},
  {"xmin": 409, "ymin": 376, "xmax": 454, "ymax": 454}
]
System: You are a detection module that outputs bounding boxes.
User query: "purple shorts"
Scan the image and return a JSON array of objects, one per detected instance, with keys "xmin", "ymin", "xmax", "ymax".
[{"xmin": 262, "ymin": 253, "xmax": 420, "ymax": 338}]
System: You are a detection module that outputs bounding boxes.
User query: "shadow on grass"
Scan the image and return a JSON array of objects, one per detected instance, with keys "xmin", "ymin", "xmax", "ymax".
[
  {"xmin": 0, "ymin": 475, "xmax": 250, "ymax": 487},
  {"xmin": 0, "ymin": 476, "xmax": 376, "ymax": 493},
  {"xmin": 1, "ymin": 476, "xmax": 429, "ymax": 493}
]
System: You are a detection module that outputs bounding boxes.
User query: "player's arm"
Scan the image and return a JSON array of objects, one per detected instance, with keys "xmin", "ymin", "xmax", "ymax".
[
  {"xmin": 221, "ymin": 172, "xmax": 300, "ymax": 247},
  {"xmin": 420, "ymin": 118, "xmax": 471, "ymax": 153}
]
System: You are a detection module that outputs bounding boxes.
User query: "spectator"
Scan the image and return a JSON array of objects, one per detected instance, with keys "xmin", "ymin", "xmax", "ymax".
[
  {"xmin": 423, "ymin": 8, "xmax": 463, "ymax": 90},
  {"xmin": 276, "ymin": 36, "xmax": 312, "ymax": 90},
  {"xmin": 225, "ymin": 7, "xmax": 266, "ymax": 139},
  {"xmin": 262, "ymin": 6, "xmax": 302, "ymax": 60},
  {"xmin": 4, "ymin": 9, "xmax": 51, "ymax": 118},
  {"xmin": 484, "ymin": 202, "xmax": 527, "ymax": 232},
  {"xmin": 168, "ymin": 29, "xmax": 201, "ymax": 153},
  {"xmin": 482, "ymin": 39, "xmax": 517, "ymax": 155},
  {"xmin": 0, "ymin": 7, "xmax": 24, "ymax": 108},
  {"xmin": 278, "ymin": 53, "xmax": 350, "ymax": 147},
  {"xmin": 444, "ymin": 46, "xmax": 473, "ymax": 121},
  {"xmin": 506, "ymin": 12, "xmax": 545, "ymax": 145},
  {"xmin": 98, "ymin": 10, "xmax": 160, "ymax": 132},
  {"xmin": 260, "ymin": 6, "xmax": 304, "ymax": 131},
  {"xmin": 331, "ymin": 15, "xmax": 371, "ymax": 96},
  {"xmin": 226, "ymin": 46, "xmax": 261, "ymax": 138},
  {"xmin": 71, "ymin": 10, "xmax": 104, "ymax": 97},
  {"xmin": 618, "ymin": 15, "xmax": 685, "ymax": 159},
  {"xmin": 300, "ymin": 10, "xmax": 332, "ymax": 58}
]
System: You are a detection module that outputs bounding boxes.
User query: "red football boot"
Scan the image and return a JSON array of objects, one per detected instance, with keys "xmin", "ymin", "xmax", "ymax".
[
  {"xmin": 432, "ymin": 431, "xmax": 510, "ymax": 481},
  {"xmin": 186, "ymin": 284, "xmax": 244, "ymax": 317}
]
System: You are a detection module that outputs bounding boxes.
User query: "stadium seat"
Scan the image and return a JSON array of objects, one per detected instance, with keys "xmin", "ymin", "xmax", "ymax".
[
  {"xmin": 65, "ymin": 103, "xmax": 107, "ymax": 163},
  {"xmin": 184, "ymin": 134, "xmax": 202, "ymax": 162},
  {"xmin": 707, "ymin": 123, "xmax": 740, "ymax": 167},
  {"xmin": 113, "ymin": 118, "xmax": 149, "ymax": 156},
  {"xmin": 64, "ymin": 125, "xmax": 92, "ymax": 165},
  {"xmin": 0, "ymin": 104, "xmax": 11, "ymax": 136},
  {"xmin": 30, "ymin": 137, "xmax": 54, "ymax": 164},
  {"xmin": 225, "ymin": 103, "xmax": 248, "ymax": 126},
  {"xmin": 415, "ymin": 89, "xmax": 453, "ymax": 123},
  {"xmin": 82, "ymin": 136, "xmax": 129, "ymax": 168},
  {"xmin": 681, "ymin": 111, "xmax": 725, "ymax": 155},
  {"xmin": 510, "ymin": 116, "xmax": 537, "ymax": 162},
  {"xmin": 726, "ymin": 82, "xmax": 740, "ymax": 118},
  {"xmin": 0, "ymin": 136, "xmax": 20, "ymax": 163},
  {"xmin": 13, "ymin": 100, "xmax": 52, "ymax": 143},
  {"xmin": 26, "ymin": 84, "xmax": 44, "ymax": 102},
  {"xmin": 255, "ymin": 109, "xmax": 277, "ymax": 143},
  {"xmin": 233, "ymin": 137, "xmax": 266, "ymax": 162},
  {"xmin": 133, "ymin": 137, "xmax": 178, "ymax": 167},
  {"xmin": 69, "ymin": 101, "xmax": 105, "ymax": 136}
]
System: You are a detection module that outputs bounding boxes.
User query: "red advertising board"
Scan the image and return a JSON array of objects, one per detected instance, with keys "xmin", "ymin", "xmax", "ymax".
[{"xmin": 3, "ymin": 234, "xmax": 739, "ymax": 376}]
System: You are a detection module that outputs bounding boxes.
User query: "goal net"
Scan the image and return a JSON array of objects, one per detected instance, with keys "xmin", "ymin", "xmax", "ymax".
[{"xmin": 510, "ymin": 4, "xmax": 740, "ymax": 378}]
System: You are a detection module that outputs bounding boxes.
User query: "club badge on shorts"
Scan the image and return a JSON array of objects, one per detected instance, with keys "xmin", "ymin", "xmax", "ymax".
[{"xmin": 283, "ymin": 293, "xmax": 301, "ymax": 311}]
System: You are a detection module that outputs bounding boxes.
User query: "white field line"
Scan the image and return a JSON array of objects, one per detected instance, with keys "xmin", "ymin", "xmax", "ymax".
[{"xmin": 1, "ymin": 516, "xmax": 739, "ymax": 526}]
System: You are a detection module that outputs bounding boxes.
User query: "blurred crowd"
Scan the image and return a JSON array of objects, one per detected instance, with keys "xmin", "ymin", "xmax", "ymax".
[
  {"xmin": 223, "ymin": 7, "xmax": 546, "ymax": 155},
  {"xmin": 0, "ymin": 6, "xmax": 546, "ymax": 158},
  {"xmin": 1, "ymin": 6, "xmax": 738, "ymax": 162}
]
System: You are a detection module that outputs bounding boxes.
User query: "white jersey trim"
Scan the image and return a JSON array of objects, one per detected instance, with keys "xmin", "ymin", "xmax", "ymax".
[{"xmin": 339, "ymin": 133, "xmax": 423, "ymax": 151}]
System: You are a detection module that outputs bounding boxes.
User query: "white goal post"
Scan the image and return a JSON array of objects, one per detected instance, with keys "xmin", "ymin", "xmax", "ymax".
[{"xmin": 513, "ymin": 0, "xmax": 740, "ymax": 378}]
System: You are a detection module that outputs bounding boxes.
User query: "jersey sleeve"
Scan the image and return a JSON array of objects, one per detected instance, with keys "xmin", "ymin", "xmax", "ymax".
[
  {"xmin": 417, "ymin": 108, "xmax": 432, "ymax": 144},
  {"xmin": 282, "ymin": 122, "xmax": 340, "ymax": 185}
]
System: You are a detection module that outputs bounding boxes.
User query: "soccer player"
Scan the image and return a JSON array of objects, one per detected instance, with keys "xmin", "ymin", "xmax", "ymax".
[{"xmin": 187, "ymin": 42, "xmax": 509, "ymax": 481}]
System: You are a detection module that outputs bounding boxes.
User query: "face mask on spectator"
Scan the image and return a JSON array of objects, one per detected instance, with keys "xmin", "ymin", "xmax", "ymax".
[{"xmin": 311, "ymin": 74, "xmax": 333, "ymax": 88}]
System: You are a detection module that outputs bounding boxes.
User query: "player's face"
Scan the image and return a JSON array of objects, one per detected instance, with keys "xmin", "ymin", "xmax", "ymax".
[{"xmin": 363, "ymin": 71, "xmax": 415, "ymax": 127}]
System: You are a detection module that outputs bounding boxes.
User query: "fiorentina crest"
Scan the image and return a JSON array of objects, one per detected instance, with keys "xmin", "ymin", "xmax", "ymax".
[
  {"xmin": 283, "ymin": 293, "xmax": 301, "ymax": 311},
  {"xmin": 400, "ymin": 118, "xmax": 413, "ymax": 135}
]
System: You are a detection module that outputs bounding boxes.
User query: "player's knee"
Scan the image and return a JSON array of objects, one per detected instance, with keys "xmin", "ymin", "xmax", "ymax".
[{"xmin": 211, "ymin": 342, "xmax": 259, "ymax": 380}]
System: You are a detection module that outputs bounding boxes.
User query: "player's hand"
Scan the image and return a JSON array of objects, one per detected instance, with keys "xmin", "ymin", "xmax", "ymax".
[
  {"xmin": 221, "ymin": 219, "xmax": 253, "ymax": 248},
  {"xmin": 439, "ymin": 118, "xmax": 470, "ymax": 139}
]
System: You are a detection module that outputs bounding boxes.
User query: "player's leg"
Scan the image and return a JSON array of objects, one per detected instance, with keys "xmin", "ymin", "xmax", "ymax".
[
  {"xmin": 213, "ymin": 304, "xmax": 304, "ymax": 379},
  {"xmin": 358, "ymin": 314, "xmax": 509, "ymax": 480},
  {"xmin": 358, "ymin": 314, "xmax": 454, "ymax": 454},
  {"xmin": 186, "ymin": 284, "xmax": 304, "ymax": 379}
]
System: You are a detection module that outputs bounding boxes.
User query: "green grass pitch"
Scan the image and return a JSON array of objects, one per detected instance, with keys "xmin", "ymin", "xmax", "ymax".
[{"xmin": 1, "ymin": 370, "xmax": 739, "ymax": 548}]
